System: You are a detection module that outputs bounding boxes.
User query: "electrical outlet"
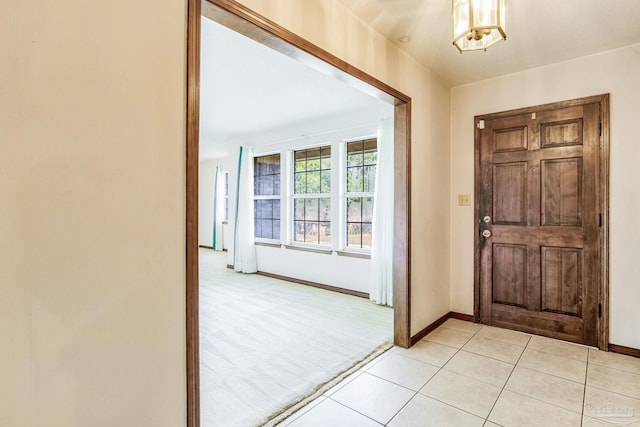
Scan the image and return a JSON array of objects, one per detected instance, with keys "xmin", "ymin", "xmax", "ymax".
[{"xmin": 458, "ymin": 194, "xmax": 471, "ymax": 206}]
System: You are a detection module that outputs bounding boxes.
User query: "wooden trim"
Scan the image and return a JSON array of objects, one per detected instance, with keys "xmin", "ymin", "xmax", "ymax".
[
  {"xmin": 186, "ymin": 1, "xmax": 201, "ymax": 427},
  {"xmin": 410, "ymin": 312, "xmax": 450, "ymax": 346},
  {"xmin": 256, "ymin": 271, "xmax": 370, "ymax": 299},
  {"xmin": 199, "ymin": 245, "xmax": 228, "ymax": 252},
  {"xmin": 609, "ymin": 343, "xmax": 640, "ymax": 359},
  {"xmin": 599, "ymin": 94, "xmax": 610, "ymax": 352},
  {"xmin": 394, "ymin": 102, "xmax": 411, "ymax": 349},
  {"xmin": 450, "ymin": 312, "xmax": 474, "ymax": 322},
  {"xmin": 473, "ymin": 94, "xmax": 610, "ymax": 350}
]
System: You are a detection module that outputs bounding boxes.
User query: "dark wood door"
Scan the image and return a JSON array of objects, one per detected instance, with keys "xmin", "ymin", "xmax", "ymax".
[{"xmin": 476, "ymin": 98, "xmax": 606, "ymax": 346}]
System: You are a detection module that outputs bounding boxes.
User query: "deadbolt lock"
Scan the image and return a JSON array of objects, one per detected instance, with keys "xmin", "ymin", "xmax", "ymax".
[{"xmin": 483, "ymin": 216, "xmax": 491, "ymax": 223}]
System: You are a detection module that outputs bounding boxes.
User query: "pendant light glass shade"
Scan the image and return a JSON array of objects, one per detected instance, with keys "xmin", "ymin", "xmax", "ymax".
[{"xmin": 453, "ymin": 0, "xmax": 506, "ymax": 52}]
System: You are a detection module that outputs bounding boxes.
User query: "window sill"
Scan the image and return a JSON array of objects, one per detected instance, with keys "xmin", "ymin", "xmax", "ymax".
[
  {"xmin": 283, "ymin": 244, "xmax": 333, "ymax": 255},
  {"xmin": 255, "ymin": 241, "xmax": 282, "ymax": 248},
  {"xmin": 335, "ymin": 250, "xmax": 371, "ymax": 259}
]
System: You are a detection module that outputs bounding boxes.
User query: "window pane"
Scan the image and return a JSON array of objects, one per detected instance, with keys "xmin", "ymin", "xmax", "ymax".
[
  {"xmin": 307, "ymin": 171, "xmax": 321, "ymax": 193},
  {"xmin": 364, "ymin": 165, "xmax": 376, "ymax": 193},
  {"xmin": 347, "ymin": 151, "xmax": 363, "ymax": 167},
  {"xmin": 273, "ymin": 220, "xmax": 280, "ymax": 239},
  {"xmin": 253, "ymin": 200, "xmax": 261, "ymax": 219},
  {"xmin": 363, "ymin": 138, "xmax": 377, "ymax": 152},
  {"xmin": 362, "ymin": 197, "xmax": 374, "ymax": 223},
  {"xmin": 294, "ymin": 198, "xmax": 305, "ymax": 220},
  {"xmin": 321, "ymin": 145, "xmax": 331, "ymax": 159},
  {"xmin": 261, "ymin": 175, "xmax": 275, "ymax": 196},
  {"xmin": 347, "ymin": 167, "xmax": 363, "ymax": 192},
  {"xmin": 260, "ymin": 200, "xmax": 272, "ymax": 219},
  {"xmin": 321, "ymin": 157, "xmax": 331, "ymax": 170},
  {"xmin": 347, "ymin": 197, "xmax": 362, "ymax": 222},
  {"xmin": 364, "ymin": 150, "xmax": 377, "ymax": 165},
  {"xmin": 320, "ymin": 170, "xmax": 331, "ymax": 193},
  {"xmin": 305, "ymin": 198, "xmax": 319, "ymax": 221},
  {"xmin": 273, "ymin": 199, "xmax": 281, "ymax": 220},
  {"xmin": 347, "ymin": 223, "xmax": 362, "ymax": 247},
  {"xmin": 259, "ymin": 219, "xmax": 271, "ymax": 239},
  {"xmin": 307, "ymin": 147, "xmax": 321, "ymax": 161},
  {"xmin": 294, "ymin": 220, "xmax": 305, "ymax": 242},
  {"xmin": 319, "ymin": 222, "xmax": 331, "ymax": 245},
  {"xmin": 294, "ymin": 172, "xmax": 306, "ymax": 194},
  {"xmin": 307, "ymin": 157, "xmax": 320, "ymax": 171},
  {"xmin": 269, "ymin": 154, "xmax": 281, "ymax": 174},
  {"xmin": 274, "ymin": 174, "xmax": 281, "ymax": 195},
  {"xmin": 305, "ymin": 222, "xmax": 319, "ymax": 243},
  {"xmin": 295, "ymin": 159, "xmax": 307, "ymax": 172},
  {"xmin": 361, "ymin": 223, "xmax": 372, "ymax": 249},
  {"xmin": 319, "ymin": 198, "xmax": 331, "ymax": 221},
  {"xmin": 347, "ymin": 140, "xmax": 364, "ymax": 154}
]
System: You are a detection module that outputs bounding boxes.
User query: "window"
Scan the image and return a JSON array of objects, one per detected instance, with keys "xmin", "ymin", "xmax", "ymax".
[
  {"xmin": 345, "ymin": 138, "xmax": 377, "ymax": 249},
  {"xmin": 253, "ymin": 154, "xmax": 281, "ymax": 240},
  {"xmin": 293, "ymin": 146, "xmax": 331, "ymax": 245}
]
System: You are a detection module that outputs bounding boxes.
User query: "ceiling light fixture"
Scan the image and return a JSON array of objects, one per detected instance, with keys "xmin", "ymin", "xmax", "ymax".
[{"xmin": 452, "ymin": 0, "xmax": 506, "ymax": 52}]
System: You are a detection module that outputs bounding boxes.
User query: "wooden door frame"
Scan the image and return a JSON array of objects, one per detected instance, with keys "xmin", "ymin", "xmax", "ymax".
[
  {"xmin": 473, "ymin": 94, "xmax": 610, "ymax": 350},
  {"xmin": 186, "ymin": 0, "xmax": 413, "ymax": 425}
]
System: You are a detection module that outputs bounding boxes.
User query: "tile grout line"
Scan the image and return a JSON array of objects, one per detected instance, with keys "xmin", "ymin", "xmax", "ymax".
[
  {"xmin": 403, "ymin": 323, "xmax": 486, "ymax": 423},
  {"xmin": 324, "ymin": 395, "xmax": 387, "ymax": 426},
  {"xmin": 580, "ymin": 348, "xmax": 591, "ymax": 427},
  {"xmin": 483, "ymin": 333, "xmax": 532, "ymax": 424},
  {"xmin": 382, "ymin": 390, "xmax": 420, "ymax": 426},
  {"xmin": 384, "ymin": 322, "xmax": 483, "ymax": 425}
]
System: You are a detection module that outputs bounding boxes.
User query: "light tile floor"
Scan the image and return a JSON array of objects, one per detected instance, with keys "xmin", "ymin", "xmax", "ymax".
[{"xmin": 279, "ymin": 319, "xmax": 640, "ymax": 427}]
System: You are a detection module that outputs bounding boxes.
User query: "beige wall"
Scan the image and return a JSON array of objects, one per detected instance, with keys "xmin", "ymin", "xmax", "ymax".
[
  {"xmin": 1, "ymin": 1, "xmax": 187, "ymax": 426},
  {"xmin": 2, "ymin": 0, "xmax": 451, "ymax": 425},
  {"xmin": 450, "ymin": 43, "xmax": 640, "ymax": 349},
  {"xmin": 234, "ymin": 0, "xmax": 453, "ymax": 336}
]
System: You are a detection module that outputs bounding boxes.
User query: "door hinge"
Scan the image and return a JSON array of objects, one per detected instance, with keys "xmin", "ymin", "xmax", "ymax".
[
  {"xmin": 598, "ymin": 303, "xmax": 602, "ymax": 318},
  {"xmin": 599, "ymin": 213, "xmax": 602, "ymax": 227}
]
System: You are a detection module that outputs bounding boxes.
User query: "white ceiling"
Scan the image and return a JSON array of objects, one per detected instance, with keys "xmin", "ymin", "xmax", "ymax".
[
  {"xmin": 337, "ymin": 0, "xmax": 640, "ymax": 86},
  {"xmin": 199, "ymin": 17, "xmax": 391, "ymax": 160}
]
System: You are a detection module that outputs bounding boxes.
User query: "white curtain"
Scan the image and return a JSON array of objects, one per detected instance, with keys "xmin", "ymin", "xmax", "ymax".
[
  {"xmin": 212, "ymin": 166, "xmax": 225, "ymax": 251},
  {"xmin": 233, "ymin": 146, "xmax": 258, "ymax": 273},
  {"xmin": 370, "ymin": 117, "xmax": 394, "ymax": 306}
]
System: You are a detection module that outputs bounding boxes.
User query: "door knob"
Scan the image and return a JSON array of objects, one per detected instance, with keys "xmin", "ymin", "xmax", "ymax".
[{"xmin": 482, "ymin": 230, "xmax": 492, "ymax": 238}]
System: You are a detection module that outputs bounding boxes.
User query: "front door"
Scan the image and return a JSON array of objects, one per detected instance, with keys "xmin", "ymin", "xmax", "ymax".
[{"xmin": 475, "ymin": 95, "xmax": 608, "ymax": 347}]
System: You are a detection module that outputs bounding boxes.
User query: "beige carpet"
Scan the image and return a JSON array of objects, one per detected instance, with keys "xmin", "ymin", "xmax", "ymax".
[{"xmin": 199, "ymin": 248, "xmax": 393, "ymax": 426}]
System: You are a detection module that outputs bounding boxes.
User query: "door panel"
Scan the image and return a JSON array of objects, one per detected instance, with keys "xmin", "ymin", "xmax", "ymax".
[
  {"xmin": 493, "ymin": 163, "xmax": 527, "ymax": 224},
  {"xmin": 541, "ymin": 158, "xmax": 583, "ymax": 226},
  {"xmin": 541, "ymin": 247, "xmax": 582, "ymax": 316},
  {"xmin": 492, "ymin": 244, "xmax": 527, "ymax": 307},
  {"xmin": 477, "ymin": 99, "xmax": 604, "ymax": 346}
]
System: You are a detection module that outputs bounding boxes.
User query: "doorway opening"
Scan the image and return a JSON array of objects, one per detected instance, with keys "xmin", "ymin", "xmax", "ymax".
[{"xmin": 186, "ymin": 1, "xmax": 412, "ymax": 426}]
